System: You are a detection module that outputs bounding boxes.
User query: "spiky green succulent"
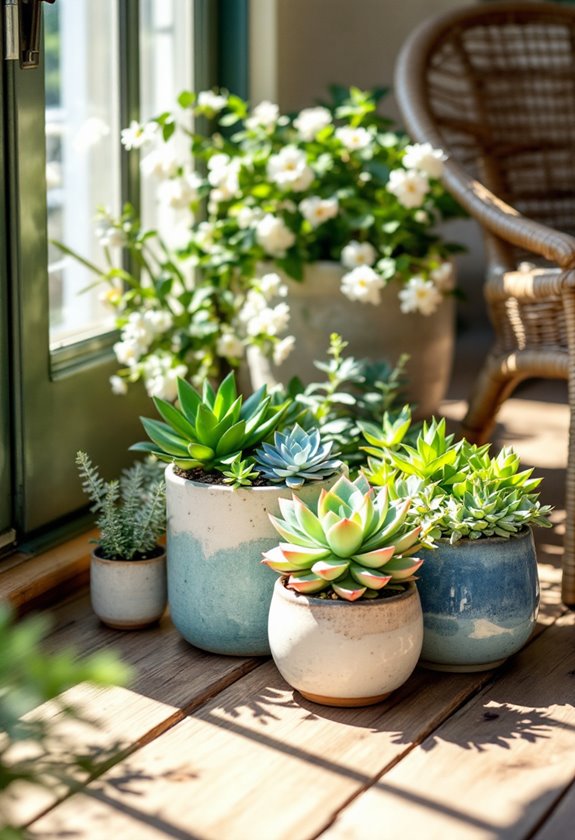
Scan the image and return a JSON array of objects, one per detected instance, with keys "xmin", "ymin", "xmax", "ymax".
[
  {"xmin": 362, "ymin": 412, "xmax": 553, "ymax": 543},
  {"xmin": 254, "ymin": 424, "xmax": 342, "ymax": 489},
  {"xmin": 262, "ymin": 473, "xmax": 424, "ymax": 602},
  {"xmin": 132, "ymin": 371, "xmax": 290, "ymax": 473}
]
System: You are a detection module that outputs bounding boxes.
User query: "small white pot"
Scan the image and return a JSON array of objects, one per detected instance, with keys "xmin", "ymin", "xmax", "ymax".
[
  {"xmin": 268, "ymin": 579, "xmax": 423, "ymax": 706},
  {"xmin": 90, "ymin": 547, "xmax": 167, "ymax": 630}
]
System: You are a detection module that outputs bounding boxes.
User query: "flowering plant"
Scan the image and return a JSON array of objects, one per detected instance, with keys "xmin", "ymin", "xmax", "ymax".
[{"xmin": 59, "ymin": 86, "xmax": 462, "ymax": 399}]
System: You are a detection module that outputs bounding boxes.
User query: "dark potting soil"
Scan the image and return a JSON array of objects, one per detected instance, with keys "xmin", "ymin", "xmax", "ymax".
[{"xmin": 173, "ymin": 466, "xmax": 271, "ymax": 487}]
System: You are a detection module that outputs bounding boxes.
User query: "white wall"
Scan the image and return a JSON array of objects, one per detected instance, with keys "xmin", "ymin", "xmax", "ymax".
[{"xmin": 249, "ymin": 0, "xmax": 488, "ymax": 327}]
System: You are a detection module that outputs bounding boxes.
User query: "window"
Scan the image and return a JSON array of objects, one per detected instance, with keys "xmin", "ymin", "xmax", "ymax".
[{"xmin": 0, "ymin": 0, "xmax": 247, "ymax": 550}]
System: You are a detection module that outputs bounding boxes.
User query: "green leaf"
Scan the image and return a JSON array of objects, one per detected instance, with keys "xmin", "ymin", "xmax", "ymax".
[
  {"xmin": 215, "ymin": 420, "xmax": 247, "ymax": 457},
  {"xmin": 140, "ymin": 417, "xmax": 190, "ymax": 457},
  {"xmin": 202, "ymin": 379, "xmax": 216, "ymax": 409},
  {"xmin": 177, "ymin": 379, "xmax": 202, "ymax": 423},
  {"xmin": 195, "ymin": 404, "xmax": 220, "ymax": 447},
  {"xmin": 213, "ymin": 371, "xmax": 238, "ymax": 418},
  {"xmin": 188, "ymin": 443, "xmax": 215, "ymax": 460},
  {"xmin": 153, "ymin": 397, "xmax": 196, "ymax": 440}
]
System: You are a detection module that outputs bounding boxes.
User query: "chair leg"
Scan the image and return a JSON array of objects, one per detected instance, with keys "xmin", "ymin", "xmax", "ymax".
[
  {"xmin": 461, "ymin": 353, "xmax": 522, "ymax": 444},
  {"xmin": 562, "ymin": 287, "xmax": 575, "ymax": 608}
]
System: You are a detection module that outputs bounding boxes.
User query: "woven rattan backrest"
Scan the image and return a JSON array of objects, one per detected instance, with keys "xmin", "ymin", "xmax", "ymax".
[{"xmin": 421, "ymin": 2, "xmax": 575, "ymax": 237}]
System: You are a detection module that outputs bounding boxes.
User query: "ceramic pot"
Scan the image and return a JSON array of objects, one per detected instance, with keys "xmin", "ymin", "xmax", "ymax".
[
  {"xmin": 417, "ymin": 528, "xmax": 540, "ymax": 672},
  {"xmin": 166, "ymin": 466, "xmax": 338, "ymax": 656},
  {"xmin": 268, "ymin": 579, "xmax": 423, "ymax": 707},
  {"xmin": 90, "ymin": 546, "xmax": 167, "ymax": 630},
  {"xmin": 248, "ymin": 261, "xmax": 455, "ymax": 418}
]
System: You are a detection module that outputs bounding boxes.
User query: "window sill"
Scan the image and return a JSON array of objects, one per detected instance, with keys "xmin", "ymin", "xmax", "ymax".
[{"xmin": 0, "ymin": 528, "xmax": 98, "ymax": 613}]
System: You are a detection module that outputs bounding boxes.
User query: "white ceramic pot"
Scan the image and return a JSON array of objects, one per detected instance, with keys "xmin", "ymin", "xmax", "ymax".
[
  {"xmin": 268, "ymin": 578, "xmax": 424, "ymax": 706},
  {"xmin": 166, "ymin": 466, "xmax": 339, "ymax": 656},
  {"xmin": 90, "ymin": 547, "xmax": 167, "ymax": 630},
  {"xmin": 248, "ymin": 261, "xmax": 455, "ymax": 418}
]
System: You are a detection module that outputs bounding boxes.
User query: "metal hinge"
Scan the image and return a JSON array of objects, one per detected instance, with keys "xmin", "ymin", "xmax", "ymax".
[{"xmin": 3, "ymin": 0, "xmax": 56, "ymax": 69}]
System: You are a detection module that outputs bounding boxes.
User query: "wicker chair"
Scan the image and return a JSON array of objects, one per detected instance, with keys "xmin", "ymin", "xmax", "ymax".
[{"xmin": 395, "ymin": 1, "xmax": 575, "ymax": 606}]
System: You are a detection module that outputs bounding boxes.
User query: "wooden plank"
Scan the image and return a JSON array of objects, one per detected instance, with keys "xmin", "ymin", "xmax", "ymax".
[
  {"xmin": 319, "ymin": 611, "xmax": 575, "ymax": 840},
  {"xmin": 29, "ymin": 658, "xmax": 510, "ymax": 840},
  {"xmin": 6, "ymin": 683, "xmax": 180, "ymax": 828},
  {"xmin": 42, "ymin": 593, "xmax": 261, "ymax": 710},
  {"xmin": 532, "ymin": 778, "xmax": 575, "ymax": 840}
]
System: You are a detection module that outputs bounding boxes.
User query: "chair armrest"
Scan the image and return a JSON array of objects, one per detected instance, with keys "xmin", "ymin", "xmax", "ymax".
[{"xmin": 442, "ymin": 159, "xmax": 575, "ymax": 270}]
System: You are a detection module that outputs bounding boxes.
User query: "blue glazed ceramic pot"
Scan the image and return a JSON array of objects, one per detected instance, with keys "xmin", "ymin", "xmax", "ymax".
[
  {"xmin": 165, "ymin": 466, "xmax": 337, "ymax": 656},
  {"xmin": 417, "ymin": 528, "xmax": 540, "ymax": 672}
]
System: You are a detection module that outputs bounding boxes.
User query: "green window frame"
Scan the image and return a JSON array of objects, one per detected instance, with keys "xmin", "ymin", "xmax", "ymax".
[{"xmin": 0, "ymin": 0, "xmax": 248, "ymax": 552}]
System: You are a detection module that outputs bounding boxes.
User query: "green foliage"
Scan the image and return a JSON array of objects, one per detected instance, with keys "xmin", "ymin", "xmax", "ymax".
[
  {"xmin": 55, "ymin": 86, "xmax": 464, "ymax": 397},
  {"xmin": 132, "ymin": 370, "xmax": 291, "ymax": 486},
  {"xmin": 263, "ymin": 473, "xmax": 429, "ymax": 601},
  {"xmin": 0, "ymin": 606, "xmax": 130, "ymax": 836},
  {"xmin": 76, "ymin": 452, "xmax": 165, "ymax": 560},
  {"xmin": 278, "ymin": 333, "xmax": 411, "ymax": 469},
  {"xmin": 254, "ymin": 424, "xmax": 342, "ymax": 489},
  {"xmin": 362, "ymin": 412, "xmax": 553, "ymax": 543}
]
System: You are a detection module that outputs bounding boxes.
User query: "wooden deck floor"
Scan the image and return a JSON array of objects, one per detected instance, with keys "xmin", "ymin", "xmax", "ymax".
[{"xmin": 10, "ymin": 331, "xmax": 575, "ymax": 840}]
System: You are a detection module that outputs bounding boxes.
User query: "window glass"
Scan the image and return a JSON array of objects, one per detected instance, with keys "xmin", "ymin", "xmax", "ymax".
[{"xmin": 46, "ymin": 0, "xmax": 121, "ymax": 347}]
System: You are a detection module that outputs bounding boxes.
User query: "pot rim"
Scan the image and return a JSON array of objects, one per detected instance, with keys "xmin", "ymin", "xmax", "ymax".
[
  {"xmin": 273, "ymin": 577, "xmax": 418, "ymax": 608},
  {"xmin": 92, "ymin": 545, "xmax": 166, "ymax": 566},
  {"xmin": 165, "ymin": 463, "xmax": 342, "ymax": 493},
  {"xmin": 429, "ymin": 526, "xmax": 533, "ymax": 548}
]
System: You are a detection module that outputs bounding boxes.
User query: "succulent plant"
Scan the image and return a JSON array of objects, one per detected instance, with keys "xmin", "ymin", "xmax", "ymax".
[
  {"xmin": 262, "ymin": 473, "xmax": 425, "ymax": 601},
  {"xmin": 362, "ymin": 412, "xmax": 553, "ymax": 543},
  {"xmin": 132, "ymin": 371, "xmax": 290, "ymax": 474},
  {"xmin": 254, "ymin": 424, "xmax": 342, "ymax": 489}
]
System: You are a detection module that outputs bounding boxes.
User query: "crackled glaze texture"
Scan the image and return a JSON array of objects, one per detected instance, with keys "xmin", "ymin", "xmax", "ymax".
[
  {"xmin": 417, "ymin": 529, "xmax": 540, "ymax": 672},
  {"xmin": 166, "ymin": 466, "xmax": 337, "ymax": 656},
  {"xmin": 268, "ymin": 580, "xmax": 423, "ymax": 705}
]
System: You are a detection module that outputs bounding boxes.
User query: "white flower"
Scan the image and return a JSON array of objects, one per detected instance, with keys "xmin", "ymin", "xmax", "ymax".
[
  {"xmin": 341, "ymin": 265, "xmax": 385, "ymax": 306},
  {"xmin": 335, "ymin": 126, "xmax": 372, "ymax": 151},
  {"xmin": 140, "ymin": 146, "xmax": 180, "ymax": 179},
  {"xmin": 256, "ymin": 214, "xmax": 296, "ymax": 257},
  {"xmin": 430, "ymin": 261, "xmax": 454, "ymax": 292},
  {"xmin": 144, "ymin": 310, "xmax": 174, "ymax": 335},
  {"xmin": 239, "ymin": 289, "xmax": 267, "ymax": 323},
  {"xmin": 235, "ymin": 206, "xmax": 263, "ymax": 229},
  {"xmin": 299, "ymin": 196, "xmax": 339, "ymax": 228},
  {"xmin": 267, "ymin": 146, "xmax": 314, "ymax": 193},
  {"xmin": 113, "ymin": 339, "xmax": 144, "ymax": 367},
  {"xmin": 399, "ymin": 276, "xmax": 443, "ymax": 316},
  {"xmin": 341, "ymin": 240, "xmax": 377, "ymax": 269},
  {"xmin": 96, "ymin": 222, "xmax": 126, "ymax": 249},
  {"xmin": 273, "ymin": 335, "xmax": 296, "ymax": 366},
  {"xmin": 143, "ymin": 356, "xmax": 187, "ymax": 402},
  {"xmin": 387, "ymin": 169, "xmax": 430, "ymax": 209},
  {"xmin": 120, "ymin": 120, "xmax": 158, "ymax": 150},
  {"xmin": 159, "ymin": 172, "xmax": 202, "ymax": 209},
  {"xmin": 293, "ymin": 107, "xmax": 332, "ymax": 141},
  {"xmin": 403, "ymin": 143, "xmax": 446, "ymax": 179},
  {"xmin": 247, "ymin": 301, "xmax": 291, "ymax": 337},
  {"xmin": 124, "ymin": 312, "xmax": 155, "ymax": 346},
  {"xmin": 414, "ymin": 209, "xmax": 429, "ymax": 224},
  {"xmin": 109, "ymin": 375, "xmax": 128, "ymax": 395},
  {"xmin": 207, "ymin": 155, "xmax": 240, "ymax": 201},
  {"xmin": 245, "ymin": 100, "xmax": 279, "ymax": 131},
  {"xmin": 259, "ymin": 272, "xmax": 285, "ymax": 300},
  {"xmin": 197, "ymin": 90, "xmax": 227, "ymax": 113},
  {"xmin": 216, "ymin": 331, "xmax": 245, "ymax": 359}
]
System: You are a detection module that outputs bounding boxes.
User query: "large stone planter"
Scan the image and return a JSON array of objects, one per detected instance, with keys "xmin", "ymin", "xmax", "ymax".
[
  {"xmin": 268, "ymin": 579, "xmax": 423, "ymax": 706},
  {"xmin": 166, "ymin": 466, "xmax": 338, "ymax": 656},
  {"xmin": 417, "ymin": 529, "xmax": 540, "ymax": 672},
  {"xmin": 248, "ymin": 261, "xmax": 455, "ymax": 418}
]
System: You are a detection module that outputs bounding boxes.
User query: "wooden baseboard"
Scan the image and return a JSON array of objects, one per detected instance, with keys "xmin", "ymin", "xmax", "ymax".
[{"xmin": 0, "ymin": 529, "xmax": 98, "ymax": 613}]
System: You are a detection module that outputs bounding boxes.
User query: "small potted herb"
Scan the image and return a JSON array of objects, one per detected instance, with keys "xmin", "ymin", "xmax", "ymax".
[
  {"xmin": 361, "ymin": 411, "xmax": 553, "ymax": 671},
  {"xmin": 263, "ymin": 473, "xmax": 426, "ymax": 706},
  {"xmin": 132, "ymin": 371, "xmax": 343, "ymax": 656},
  {"xmin": 76, "ymin": 452, "xmax": 166, "ymax": 629}
]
